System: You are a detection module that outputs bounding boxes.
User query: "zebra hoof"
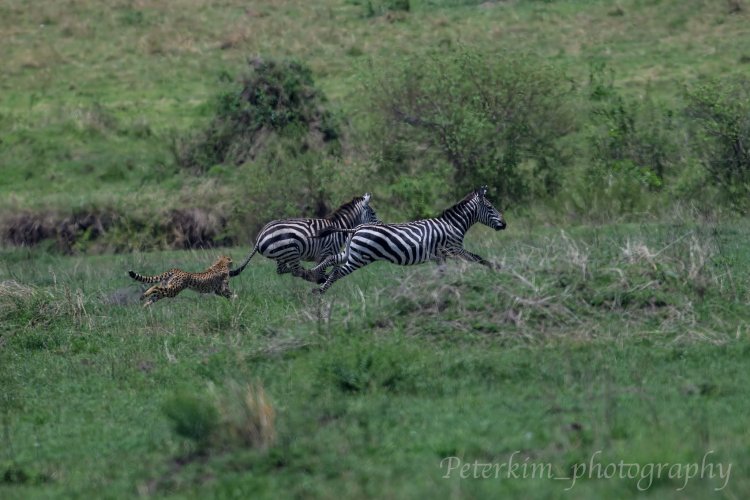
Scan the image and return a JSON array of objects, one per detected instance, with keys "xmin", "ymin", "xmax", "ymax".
[{"xmin": 311, "ymin": 288, "xmax": 324, "ymax": 296}]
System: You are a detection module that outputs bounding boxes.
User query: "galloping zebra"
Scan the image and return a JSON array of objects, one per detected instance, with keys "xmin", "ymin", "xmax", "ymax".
[
  {"xmin": 311, "ymin": 186, "xmax": 505, "ymax": 294},
  {"xmin": 230, "ymin": 194, "xmax": 380, "ymax": 284}
]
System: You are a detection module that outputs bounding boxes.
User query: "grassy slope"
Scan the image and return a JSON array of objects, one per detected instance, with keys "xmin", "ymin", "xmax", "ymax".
[
  {"xmin": 1, "ymin": 0, "xmax": 748, "ymax": 209},
  {"xmin": 2, "ymin": 0, "xmax": 750, "ymax": 498},
  {"xmin": 2, "ymin": 218, "xmax": 749, "ymax": 498}
]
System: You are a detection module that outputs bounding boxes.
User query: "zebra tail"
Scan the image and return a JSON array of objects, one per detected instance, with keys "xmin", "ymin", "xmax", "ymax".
[
  {"xmin": 315, "ymin": 227, "xmax": 356, "ymax": 239},
  {"xmin": 229, "ymin": 247, "xmax": 258, "ymax": 277}
]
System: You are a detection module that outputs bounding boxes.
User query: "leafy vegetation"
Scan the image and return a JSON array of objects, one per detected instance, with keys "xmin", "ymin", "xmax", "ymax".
[
  {"xmin": 367, "ymin": 48, "xmax": 574, "ymax": 208},
  {"xmin": 175, "ymin": 58, "xmax": 341, "ymax": 174},
  {"xmin": 1, "ymin": 220, "xmax": 749, "ymax": 497},
  {"xmin": 1, "ymin": 0, "xmax": 750, "ymax": 497},
  {"xmin": 685, "ymin": 78, "xmax": 750, "ymax": 210},
  {"xmin": 2, "ymin": 0, "xmax": 750, "ymax": 250}
]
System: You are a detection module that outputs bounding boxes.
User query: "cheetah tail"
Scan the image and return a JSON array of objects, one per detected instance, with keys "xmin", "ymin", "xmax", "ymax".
[{"xmin": 128, "ymin": 270, "xmax": 170, "ymax": 283}]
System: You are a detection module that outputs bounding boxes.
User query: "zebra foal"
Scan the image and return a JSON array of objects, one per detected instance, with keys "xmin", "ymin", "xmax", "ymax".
[
  {"xmin": 230, "ymin": 194, "xmax": 380, "ymax": 284},
  {"xmin": 311, "ymin": 186, "xmax": 506, "ymax": 294}
]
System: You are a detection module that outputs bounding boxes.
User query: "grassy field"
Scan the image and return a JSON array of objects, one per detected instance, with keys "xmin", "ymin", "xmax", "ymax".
[
  {"xmin": 2, "ymin": 216, "xmax": 749, "ymax": 498},
  {"xmin": 1, "ymin": 0, "xmax": 749, "ymax": 209},
  {"xmin": 2, "ymin": 0, "xmax": 750, "ymax": 498}
]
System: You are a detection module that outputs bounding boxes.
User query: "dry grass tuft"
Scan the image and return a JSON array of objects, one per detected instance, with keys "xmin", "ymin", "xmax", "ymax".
[
  {"xmin": 621, "ymin": 239, "xmax": 657, "ymax": 266},
  {"xmin": 336, "ymin": 226, "xmax": 738, "ymax": 345},
  {"xmin": 209, "ymin": 380, "xmax": 276, "ymax": 450},
  {"xmin": 0, "ymin": 280, "xmax": 36, "ymax": 300}
]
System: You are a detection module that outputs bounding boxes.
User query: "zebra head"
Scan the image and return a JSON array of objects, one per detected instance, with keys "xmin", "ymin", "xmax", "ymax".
[
  {"xmin": 357, "ymin": 193, "xmax": 381, "ymax": 226},
  {"xmin": 327, "ymin": 193, "xmax": 381, "ymax": 229},
  {"xmin": 475, "ymin": 186, "xmax": 506, "ymax": 231}
]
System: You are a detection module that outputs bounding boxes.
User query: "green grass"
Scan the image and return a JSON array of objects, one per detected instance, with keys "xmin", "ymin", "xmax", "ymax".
[
  {"xmin": 2, "ymin": 1, "xmax": 750, "ymax": 497},
  {"xmin": 1, "ymin": 0, "xmax": 749, "ymax": 209},
  {"xmin": 2, "ymin": 219, "xmax": 749, "ymax": 498}
]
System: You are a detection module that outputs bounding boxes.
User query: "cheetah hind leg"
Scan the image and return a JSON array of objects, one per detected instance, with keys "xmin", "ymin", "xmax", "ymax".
[
  {"xmin": 140, "ymin": 284, "xmax": 156, "ymax": 303},
  {"xmin": 142, "ymin": 286, "xmax": 165, "ymax": 307}
]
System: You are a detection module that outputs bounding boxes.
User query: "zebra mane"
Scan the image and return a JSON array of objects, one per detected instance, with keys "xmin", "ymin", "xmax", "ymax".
[
  {"xmin": 325, "ymin": 196, "xmax": 365, "ymax": 222},
  {"xmin": 440, "ymin": 189, "xmax": 480, "ymax": 218}
]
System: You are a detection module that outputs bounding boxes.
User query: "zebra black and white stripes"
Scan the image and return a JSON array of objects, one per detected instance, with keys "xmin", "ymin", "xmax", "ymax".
[
  {"xmin": 230, "ymin": 194, "xmax": 381, "ymax": 284},
  {"xmin": 311, "ymin": 186, "xmax": 505, "ymax": 294}
]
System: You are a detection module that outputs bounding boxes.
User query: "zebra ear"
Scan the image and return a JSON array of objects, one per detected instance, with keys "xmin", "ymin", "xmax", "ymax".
[
  {"xmin": 363, "ymin": 193, "xmax": 371, "ymax": 204},
  {"xmin": 479, "ymin": 185, "xmax": 488, "ymax": 197}
]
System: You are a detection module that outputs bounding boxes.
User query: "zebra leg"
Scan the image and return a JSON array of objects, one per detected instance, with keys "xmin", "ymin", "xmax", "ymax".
[
  {"xmin": 276, "ymin": 261, "xmax": 292, "ymax": 274},
  {"xmin": 313, "ymin": 262, "xmax": 362, "ymax": 295},
  {"xmin": 451, "ymin": 248, "xmax": 497, "ymax": 270},
  {"xmin": 433, "ymin": 251, "xmax": 448, "ymax": 275},
  {"xmin": 279, "ymin": 260, "xmax": 319, "ymax": 282},
  {"xmin": 311, "ymin": 254, "xmax": 336, "ymax": 274},
  {"xmin": 285, "ymin": 261, "xmax": 321, "ymax": 284},
  {"xmin": 311, "ymin": 256, "xmax": 330, "ymax": 284},
  {"xmin": 305, "ymin": 252, "xmax": 345, "ymax": 284}
]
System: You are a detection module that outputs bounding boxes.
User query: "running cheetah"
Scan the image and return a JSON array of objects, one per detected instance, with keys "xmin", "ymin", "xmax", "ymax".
[{"xmin": 128, "ymin": 255, "xmax": 234, "ymax": 306}]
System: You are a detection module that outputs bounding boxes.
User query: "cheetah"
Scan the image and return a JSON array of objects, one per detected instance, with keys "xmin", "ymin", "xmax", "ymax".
[{"xmin": 128, "ymin": 255, "xmax": 235, "ymax": 307}]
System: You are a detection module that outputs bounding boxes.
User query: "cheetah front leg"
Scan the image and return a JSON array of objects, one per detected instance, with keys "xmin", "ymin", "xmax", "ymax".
[{"xmin": 215, "ymin": 279, "xmax": 235, "ymax": 299}]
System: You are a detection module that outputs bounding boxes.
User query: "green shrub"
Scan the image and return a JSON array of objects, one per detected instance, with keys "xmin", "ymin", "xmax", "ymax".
[
  {"xmin": 385, "ymin": 168, "xmax": 451, "ymax": 220},
  {"xmin": 367, "ymin": 47, "xmax": 575, "ymax": 206},
  {"xmin": 364, "ymin": 0, "xmax": 410, "ymax": 16},
  {"xmin": 320, "ymin": 339, "xmax": 428, "ymax": 394},
  {"xmin": 685, "ymin": 78, "xmax": 750, "ymax": 211},
  {"xmin": 587, "ymin": 66, "xmax": 678, "ymax": 191},
  {"xmin": 174, "ymin": 58, "xmax": 341, "ymax": 173},
  {"xmin": 163, "ymin": 381, "xmax": 276, "ymax": 453},
  {"xmin": 174, "ymin": 58, "xmax": 345, "ymax": 237},
  {"xmin": 162, "ymin": 392, "xmax": 219, "ymax": 449},
  {"xmin": 572, "ymin": 65, "xmax": 681, "ymax": 217}
]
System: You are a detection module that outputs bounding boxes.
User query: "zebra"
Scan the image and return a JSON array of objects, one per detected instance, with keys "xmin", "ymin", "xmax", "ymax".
[
  {"xmin": 229, "ymin": 193, "xmax": 381, "ymax": 284},
  {"xmin": 310, "ymin": 186, "xmax": 505, "ymax": 294}
]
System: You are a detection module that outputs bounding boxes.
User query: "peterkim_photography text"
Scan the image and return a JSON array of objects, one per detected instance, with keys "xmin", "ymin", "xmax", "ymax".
[{"xmin": 440, "ymin": 450, "xmax": 732, "ymax": 491}]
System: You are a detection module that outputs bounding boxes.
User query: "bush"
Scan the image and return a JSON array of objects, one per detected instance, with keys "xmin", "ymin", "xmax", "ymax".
[
  {"xmin": 360, "ymin": 0, "xmax": 410, "ymax": 17},
  {"xmin": 163, "ymin": 380, "xmax": 276, "ymax": 453},
  {"xmin": 174, "ymin": 57, "xmax": 346, "ymax": 237},
  {"xmin": 367, "ymin": 47, "xmax": 575, "ymax": 207},
  {"xmin": 587, "ymin": 65, "xmax": 678, "ymax": 190},
  {"xmin": 175, "ymin": 58, "xmax": 341, "ymax": 172},
  {"xmin": 162, "ymin": 392, "xmax": 219, "ymax": 449},
  {"xmin": 207, "ymin": 380, "xmax": 276, "ymax": 451},
  {"xmin": 574, "ymin": 65, "xmax": 681, "ymax": 217},
  {"xmin": 685, "ymin": 78, "xmax": 750, "ymax": 210},
  {"xmin": 320, "ymin": 338, "xmax": 427, "ymax": 394},
  {"xmin": 385, "ymin": 168, "xmax": 452, "ymax": 220}
]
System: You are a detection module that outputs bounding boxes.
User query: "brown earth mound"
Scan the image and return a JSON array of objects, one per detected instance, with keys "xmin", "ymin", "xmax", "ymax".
[{"xmin": 1, "ymin": 207, "xmax": 232, "ymax": 254}]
